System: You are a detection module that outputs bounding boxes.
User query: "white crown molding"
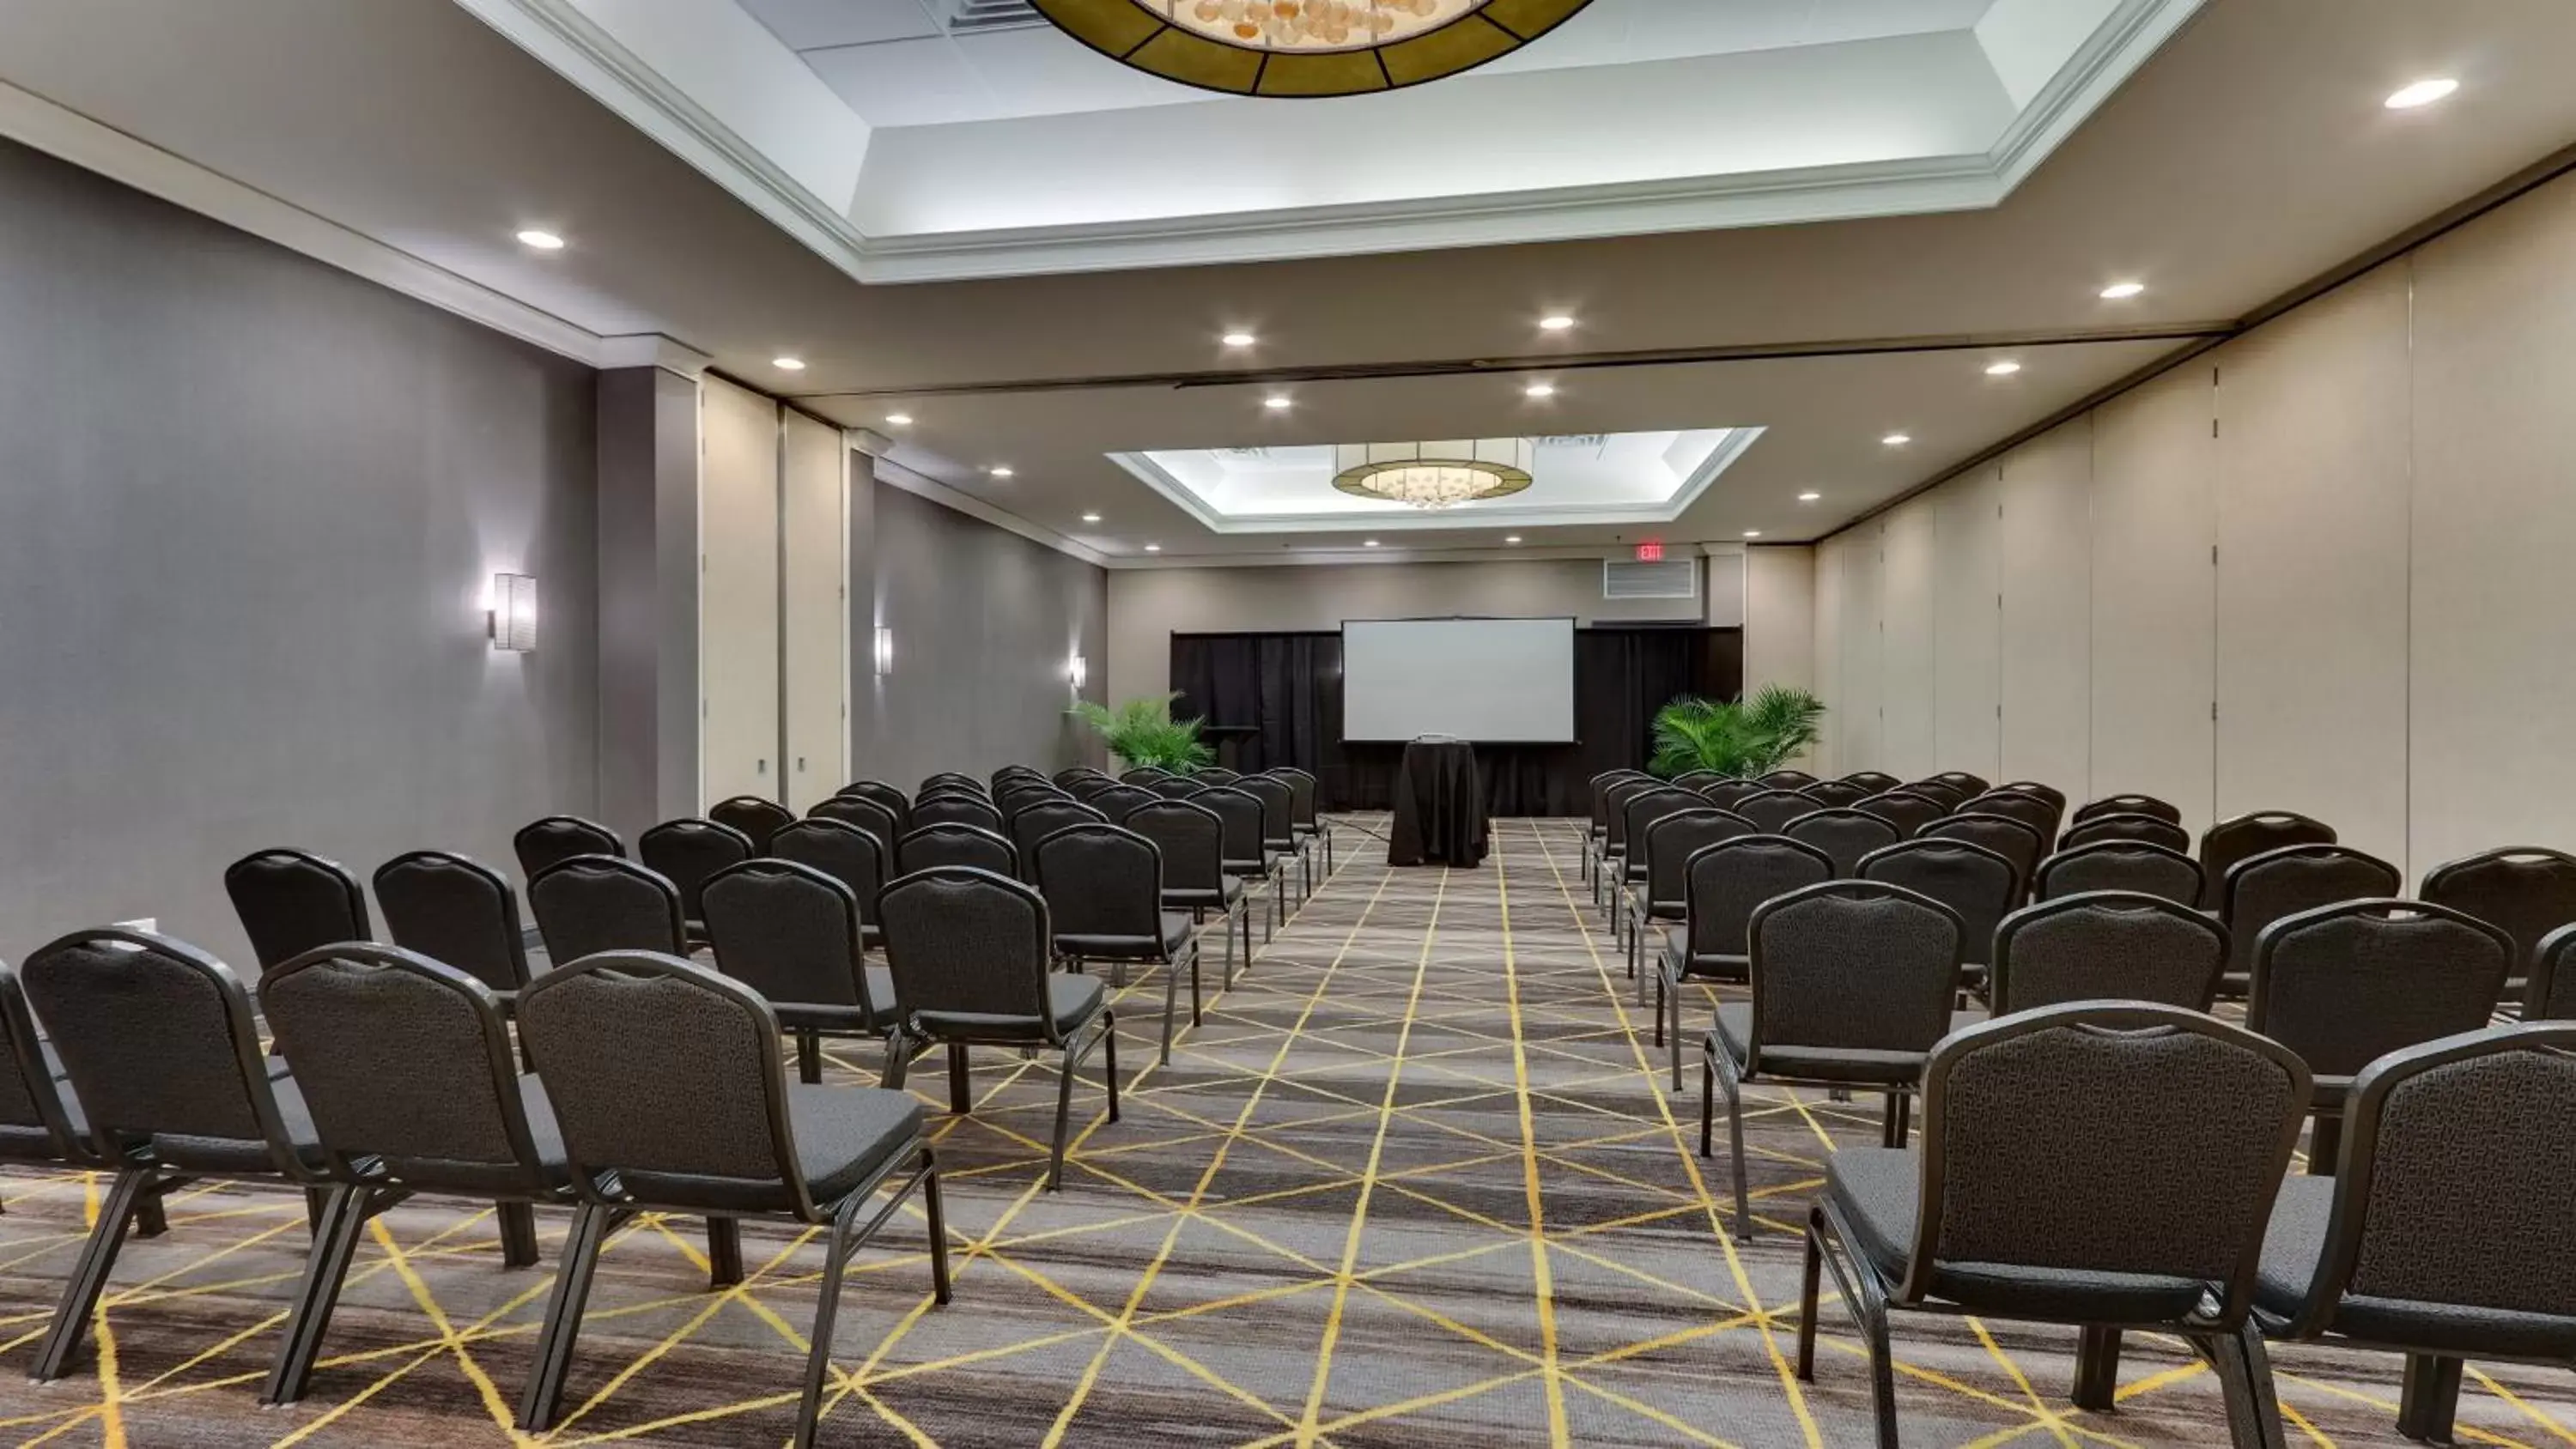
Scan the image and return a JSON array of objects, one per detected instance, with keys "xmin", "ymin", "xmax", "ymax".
[
  {"xmin": 0, "ymin": 76, "xmax": 605, "ymax": 364},
  {"xmin": 1986, "ymin": 0, "xmax": 2207, "ymax": 191},
  {"xmin": 597, "ymin": 333, "xmax": 711, "ymax": 377},
  {"xmin": 1104, "ymin": 543, "xmax": 1709, "ymax": 571},
  {"xmin": 870, "ymin": 458, "xmax": 1111, "ymax": 569},
  {"xmin": 841, "ymin": 427, "xmax": 896, "ymax": 458}
]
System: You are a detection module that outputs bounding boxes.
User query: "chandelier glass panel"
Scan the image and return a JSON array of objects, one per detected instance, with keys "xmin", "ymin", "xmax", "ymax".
[
  {"xmin": 1333, "ymin": 439, "xmax": 1535, "ymax": 509},
  {"xmin": 1030, "ymin": 0, "xmax": 1596, "ymax": 97}
]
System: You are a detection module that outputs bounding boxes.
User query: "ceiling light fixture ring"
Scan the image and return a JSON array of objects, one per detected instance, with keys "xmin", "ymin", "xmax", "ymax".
[
  {"xmin": 1332, "ymin": 438, "xmax": 1534, "ymax": 510},
  {"xmin": 1030, "ymin": 0, "xmax": 1598, "ymax": 99}
]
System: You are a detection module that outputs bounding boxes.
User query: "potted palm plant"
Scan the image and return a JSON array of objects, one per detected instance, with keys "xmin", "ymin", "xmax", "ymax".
[
  {"xmin": 1649, "ymin": 685, "xmax": 1826, "ymax": 779},
  {"xmin": 1069, "ymin": 693, "xmax": 1216, "ymax": 774}
]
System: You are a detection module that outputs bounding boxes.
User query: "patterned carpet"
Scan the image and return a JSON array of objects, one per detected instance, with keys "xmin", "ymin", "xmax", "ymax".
[{"xmin": 1, "ymin": 817, "xmax": 2569, "ymax": 1447}]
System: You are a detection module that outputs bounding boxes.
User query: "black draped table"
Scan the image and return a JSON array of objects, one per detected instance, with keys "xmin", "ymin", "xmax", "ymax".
[{"xmin": 1387, "ymin": 739, "xmax": 1487, "ymax": 867}]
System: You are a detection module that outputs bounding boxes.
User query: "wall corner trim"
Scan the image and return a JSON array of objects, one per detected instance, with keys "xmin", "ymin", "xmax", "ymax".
[{"xmin": 598, "ymin": 334, "xmax": 711, "ymax": 378}]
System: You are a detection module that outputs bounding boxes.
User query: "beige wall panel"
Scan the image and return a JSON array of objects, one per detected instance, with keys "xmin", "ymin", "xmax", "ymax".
[
  {"xmin": 1934, "ymin": 464, "xmax": 2002, "ymax": 780},
  {"xmin": 1836, "ymin": 519, "xmax": 1885, "ymax": 773},
  {"xmin": 1996, "ymin": 419, "xmax": 2093, "ymax": 797},
  {"xmin": 781, "ymin": 411, "xmax": 847, "ymax": 813},
  {"xmin": 2409, "ymin": 181, "xmax": 2576, "ymax": 874},
  {"xmin": 700, "ymin": 377, "xmax": 781, "ymax": 809},
  {"xmin": 2090, "ymin": 367, "xmax": 2215, "ymax": 836},
  {"xmin": 1743, "ymin": 545, "xmax": 1815, "ymax": 697},
  {"xmin": 2215, "ymin": 267, "xmax": 2413, "ymax": 872},
  {"xmin": 1810, "ymin": 536, "xmax": 1846, "ymax": 776},
  {"xmin": 1879, "ymin": 497, "xmax": 1937, "ymax": 779}
]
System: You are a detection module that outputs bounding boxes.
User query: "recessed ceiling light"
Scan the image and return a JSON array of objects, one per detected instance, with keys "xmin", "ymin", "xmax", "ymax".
[
  {"xmin": 1264, "ymin": 395, "xmax": 1292, "ymax": 411},
  {"xmin": 1080, "ymin": 512, "xmax": 1102, "ymax": 524},
  {"xmin": 1798, "ymin": 491, "xmax": 1822, "ymax": 502},
  {"xmin": 1144, "ymin": 543, "xmax": 1161, "ymax": 553},
  {"xmin": 2099, "ymin": 281, "xmax": 2146, "ymax": 300},
  {"xmin": 514, "ymin": 228, "xmax": 565, "ymax": 251},
  {"xmin": 1984, "ymin": 360, "xmax": 2022, "ymax": 377},
  {"xmin": 1538, "ymin": 313, "xmax": 1577, "ymax": 331},
  {"xmin": 1524, "ymin": 381, "xmax": 1557, "ymax": 398},
  {"xmin": 1504, "ymin": 535, "xmax": 1523, "ymax": 544},
  {"xmin": 884, "ymin": 413, "xmax": 912, "ymax": 426},
  {"xmin": 772, "ymin": 356, "xmax": 805, "ymax": 371},
  {"xmin": 1363, "ymin": 539, "xmax": 1381, "ymax": 548},
  {"xmin": 1743, "ymin": 530, "xmax": 1763, "ymax": 539},
  {"xmin": 1221, "ymin": 330, "xmax": 1257, "ymax": 348},
  {"xmin": 1881, "ymin": 433, "xmax": 1911, "ymax": 446},
  {"xmin": 2385, "ymin": 77, "xmax": 2458, "ymax": 110},
  {"xmin": 988, "ymin": 465, "xmax": 1014, "ymax": 478}
]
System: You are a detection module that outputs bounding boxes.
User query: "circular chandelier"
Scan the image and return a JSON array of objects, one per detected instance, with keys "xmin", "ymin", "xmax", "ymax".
[
  {"xmin": 1030, "ymin": 0, "xmax": 1596, "ymax": 99},
  {"xmin": 1333, "ymin": 439, "xmax": 1534, "ymax": 509}
]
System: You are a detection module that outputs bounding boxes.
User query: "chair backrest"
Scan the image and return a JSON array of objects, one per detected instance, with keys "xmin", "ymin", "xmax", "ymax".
[
  {"xmin": 1998, "ymin": 780, "xmax": 2068, "ymax": 811},
  {"xmin": 1196, "ymin": 767, "xmax": 1242, "ymax": 785},
  {"xmin": 2530, "ymin": 925, "xmax": 2576, "ymax": 1021},
  {"xmin": 1988, "ymin": 892, "xmax": 2229, "ymax": 1015},
  {"xmin": 2033, "ymin": 840, "xmax": 2205, "ymax": 906},
  {"xmin": 1698, "ymin": 778, "xmax": 1765, "ymax": 813},
  {"xmin": 1782, "ymin": 808, "xmax": 1903, "ymax": 877},
  {"xmin": 708, "ymin": 795, "xmax": 795, "ymax": 853},
  {"xmin": 1065, "ymin": 774, "xmax": 1116, "ymax": 803},
  {"xmin": 1670, "ymin": 770, "xmax": 1724, "ymax": 791},
  {"xmin": 514, "ymin": 815, "xmax": 624, "ymax": 879},
  {"xmin": 1010, "ymin": 800, "xmax": 1111, "ymax": 876},
  {"xmin": 1960, "ymin": 789, "xmax": 2061, "ymax": 841},
  {"xmin": 1902, "ymin": 1003, "xmax": 2307, "ymax": 1319},
  {"xmin": 24, "ymin": 929, "xmax": 307, "ymax": 1176},
  {"xmin": 1928, "ymin": 770, "xmax": 1990, "ymax": 796},
  {"xmin": 2200, "ymin": 810, "xmax": 2336, "ymax": 907},
  {"xmin": 1856, "ymin": 839, "xmax": 2020, "ymax": 967},
  {"xmin": 809, "ymin": 793, "xmax": 900, "ymax": 851},
  {"xmin": 837, "ymin": 780, "xmax": 914, "ymax": 835},
  {"xmin": 2418, "ymin": 846, "xmax": 2576, "ymax": 979},
  {"xmin": 260, "ymin": 943, "xmax": 547, "ymax": 1192},
  {"xmin": 1680, "ymin": 836, "xmax": 1837, "ymax": 961},
  {"xmin": 998, "ymin": 783, "xmax": 1073, "ymax": 822},
  {"xmin": 1151, "ymin": 775, "xmax": 1200, "ymax": 799},
  {"xmin": 1640, "ymin": 810, "xmax": 1756, "ymax": 907},
  {"xmin": 896, "ymin": 822, "xmax": 1018, "ymax": 877},
  {"xmin": 2071, "ymin": 792, "xmax": 2182, "ymax": 828},
  {"xmin": 914, "ymin": 793, "xmax": 1006, "ymax": 833},
  {"xmin": 1125, "ymin": 799, "xmax": 1227, "ymax": 894},
  {"xmin": 2249, "ymin": 900, "xmax": 2512, "ymax": 1079},
  {"xmin": 1086, "ymin": 784, "xmax": 1160, "ymax": 825},
  {"xmin": 1271, "ymin": 768, "xmax": 1321, "ymax": 830},
  {"xmin": 1193, "ymin": 785, "xmax": 1268, "ymax": 864},
  {"xmin": 992, "ymin": 766, "xmax": 1048, "ymax": 791},
  {"xmin": 1619, "ymin": 788, "xmax": 1707, "ymax": 872},
  {"xmin": 517, "ymin": 952, "xmax": 816, "ymax": 1215},
  {"xmin": 1054, "ymin": 766, "xmax": 1107, "ymax": 790},
  {"xmin": 1840, "ymin": 771, "xmax": 1902, "ymax": 794},
  {"xmin": 771, "ymin": 818, "xmax": 888, "ymax": 925},
  {"xmin": 919, "ymin": 773, "xmax": 983, "ymax": 797},
  {"xmin": 1236, "ymin": 775, "xmax": 1297, "ymax": 843},
  {"xmin": 638, "ymin": 819, "xmax": 755, "ymax": 923},
  {"xmin": 1920, "ymin": 813, "xmax": 2045, "ymax": 894},
  {"xmin": 2221, "ymin": 844, "xmax": 2403, "ymax": 980},
  {"xmin": 1120, "ymin": 767, "xmax": 1174, "ymax": 786},
  {"xmin": 1854, "ymin": 790, "xmax": 1947, "ymax": 840},
  {"xmin": 2272, "ymin": 1022, "xmax": 2576, "ymax": 1337},
  {"xmin": 1744, "ymin": 881, "xmax": 1962, "ymax": 1064},
  {"xmin": 225, "ymin": 849, "xmax": 371, "ymax": 970},
  {"xmin": 878, "ymin": 868, "xmax": 1057, "ymax": 1035},
  {"xmin": 372, "ymin": 851, "xmax": 532, "ymax": 996},
  {"xmin": 1733, "ymin": 788, "xmax": 1820, "ymax": 835},
  {"xmin": 701, "ymin": 858, "xmax": 875, "ymax": 1013},
  {"xmin": 1801, "ymin": 779, "xmax": 1873, "ymax": 808},
  {"xmin": 2060, "ymin": 812, "xmax": 2193, "ymax": 853},
  {"xmin": 0, "ymin": 961, "xmax": 88, "ymax": 1163},
  {"xmin": 527, "ymin": 856, "xmax": 687, "ymax": 961},
  {"xmin": 1034, "ymin": 824, "xmax": 1164, "ymax": 943},
  {"xmin": 1758, "ymin": 769, "xmax": 1818, "ymax": 790},
  {"xmin": 1602, "ymin": 777, "xmax": 1660, "ymax": 848}
]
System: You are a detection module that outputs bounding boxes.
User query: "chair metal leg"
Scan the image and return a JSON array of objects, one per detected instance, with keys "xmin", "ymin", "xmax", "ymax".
[
  {"xmin": 2397, "ymin": 1354, "xmax": 2464, "ymax": 1444},
  {"xmin": 1048, "ymin": 1040, "xmax": 1079, "ymax": 1192},
  {"xmin": 1721, "ymin": 1059, "xmax": 1753, "ymax": 1242},
  {"xmin": 498, "ymin": 1201, "xmax": 541, "ymax": 1269},
  {"xmin": 1796, "ymin": 1205, "xmax": 1827, "ymax": 1380},
  {"xmin": 947, "ymin": 1042, "xmax": 972, "ymax": 1114},
  {"xmin": 33, "ymin": 1167, "xmax": 150, "ymax": 1381},
  {"xmin": 2199, "ymin": 1321, "xmax": 2289, "ymax": 1449},
  {"xmin": 2306, "ymin": 1113, "xmax": 2342, "ymax": 1175},
  {"xmin": 1102, "ymin": 1011, "xmax": 1120, "ymax": 1124},
  {"xmin": 1882, "ymin": 1092, "xmax": 1911, "ymax": 1149},
  {"xmin": 2073, "ymin": 1326, "xmax": 2122, "ymax": 1411},
  {"xmin": 135, "ymin": 1189, "xmax": 168, "ymax": 1240},
  {"xmin": 1159, "ymin": 949, "xmax": 1181, "ymax": 1066},
  {"xmin": 882, "ymin": 1028, "xmax": 912, "ymax": 1090},
  {"xmin": 1188, "ymin": 943, "xmax": 1202, "ymax": 1028},
  {"xmin": 517, "ymin": 1202, "xmax": 610, "ymax": 1431},
  {"xmin": 707, "ymin": 1216, "xmax": 743, "ymax": 1288},
  {"xmin": 305, "ymin": 1185, "xmax": 331, "ymax": 1237},
  {"xmin": 263, "ymin": 1184, "xmax": 371, "ymax": 1404},
  {"xmin": 798, "ymin": 1028, "xmax": 823, "ymax": 1085},
  {"xmin": 1698, "ymin": 1054, "xmax": 1716, "ymax": 1158},
  {"xmin": 1221, "ymin": 901, "xmax": 1238, "ymax": 990},
  {"xmin": 920, "ymin": 1149, "xmax": 953, "ymax": 1304},
  {"xmin": 1806, "ymin": 1197, "xmax": 1901, "ymax": 1448},
  {"xmin": 793, "ymin": 1195, "xmax": 866, "ymax": 1449},
  {"xmin": 1859, "ymin": 1283, "xmax": 1901, "ymax": 1449}
]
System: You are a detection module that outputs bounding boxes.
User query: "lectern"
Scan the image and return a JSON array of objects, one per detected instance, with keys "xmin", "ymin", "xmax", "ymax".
[{"xmin": 1387, "ymin": 736, "xmax": 1486, "ymax": 867}]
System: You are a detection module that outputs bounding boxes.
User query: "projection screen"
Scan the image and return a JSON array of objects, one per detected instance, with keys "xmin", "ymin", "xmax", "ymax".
[{"xmin": 1340, "ymin": 617, "xmax": 1577, "ymax": 743}]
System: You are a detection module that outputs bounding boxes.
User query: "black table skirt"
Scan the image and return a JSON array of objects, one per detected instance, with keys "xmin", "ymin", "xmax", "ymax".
[{"xmin": 1388, "ymin": 740, "xmax": 1488, "ymax": 868}]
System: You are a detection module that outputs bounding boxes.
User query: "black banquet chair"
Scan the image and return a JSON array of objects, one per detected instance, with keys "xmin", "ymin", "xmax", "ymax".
[
  {"xmin": 1733, "ymin": 788, "xmax": 1820, "ymax": 835},
  {"xmin": 1613, "ymin": 787, "xmax": 1711, "ymax": 947},
  {"xmin": 1698, "ymin": 777, "xmax": 1765, "ymax": 815},
  {"xmin": 2418, "ymin": 846, "xmax": 2576, "ymax": 1001},
  {"xmin": 1840, "ymin": 771, "xmax": 1902, "ymax": 795},
  {"xmin": 1798, "ymin": 1003, "xmax": 2308, "ymax": 1449},
  {"xmin": 1701, "ymin": 881, "xmax": 1967, "ymax": 1240},
  {"xmin": 2034, "ymin": 840, "xmax": 2204, "ymax": 906},
  {"xmin": 1959, "ymin": 788, "xmax": 2062, "ymax": 843},
  {"xmin": 1594, "ymin": 777, "xmax": 1662, "ymax": 909},
  {"xmin": 771, "ymin": 817, "xmax": 890, "ymax": 956},
  {"xmin": 1802, "ymin": 778, "xmax": 1873, "ymax": 809},
  {"xmin": 527, "ymin": 855, "xmax": 687, "ymax": 964},
  {"xmin": 2218, "ymin": 844, "xmax": 2402, "ymax": 997},
  {"xmin": 0, "ymin": 961, "xmax": 159, "ymax": 1231},
  {"xmin": 2530, "ymin": 925, "xmax": 2576, "ymax": 1020},
  {"xmin": 2070, "ymin": 791, "xmax": 2182, "ymax": 828},
  {"xmin": 1856, "ymin": 838, "xmax": 2020, "ymax": 989},
  {"xmin": 1854, "ymin": 791, "xmax": 1946, "ymax": 840},
  {"xmin": 1623, "ymin": 809, "xmax": 1756, "ymax": 995},
  {"xmin": 1782, "ymin": 807, "xmax": 1903, "ymax": 877},
  {"xmin": 2201, "ymin": 809, "xmax": 2336, "ymax": 908},
  {"xmin": 1196, "ymin": 785, "xmax": 1288, "ymax": 944},
  {"xmin": 1986, "ymin": 891, "xmax": 2228, "ymax": 1015},
  {"xmin": 1654, "ymin": 834, "xmax": 1833, "ymax": 1088},
  {"xmin": 1127, "ymin": 798, "xmax": 1250, "ymax": 988},
  {"xmin": 914, "ymin": 792, "xmax": 1005, "ymax": 833},
  {"xmin": 1759, "ymin": 769, "xmax": 1820, "ymax": 790},
  {"xmin": 514, "ymin": 815, "xmax": 624, "ymax": 879},
  {"xmin": 1919, "ymin": 813, "xmax": 2045, "ymax": 899},
  {"xmin": 638, "ymin": 818, "xmax": 755, "ymax": 942},
  {"xmin": 836, "ymin": 779, "xmax": 914, "ymax": 836},
  {"xmin": 512, "ymin": 952, "xmax": 948, "ymax": 1444},
  {"xmin": 897, "ymin": 822, "xmax": 1018, "ymax": 878},
  {"xmin": 1088, "ymin": 782, "xmax": 1160, "ymax": 826},
  {"xmin": 225, "ymin": 848, "xmax": 371, "ymax": 970},
  {"xmin": 2060, "ymin": 811, "xmax": 2194, "ymax": 853},
  {"xmin": 810, "ymin": 793, "xmax": 901, "ymax": 852},
  {"xmin": 702, "ymin": 858, "xmax": 896, "ymax": 1084},
  {"xmin": 1034, "ymin": 823, "xmax": 1203, "ymax": 1064},
  {"xmin": 372, "ymin": 850, "xmax": 534, "ymax": 1018},
  {"xmin": 709, "ymin": 795, "xmax": 795, "ymax": 853},
  {"xmin": 878, "ymin": 868, "xmax": 1118, "ymax": 1191},
  {"xmin": 1925, "ymin": 769, "xmax": 1990, "ymax": 796},
  {"xmin": 1007, "ymin": 799, "xmax": 1109, "ymax": 881}
]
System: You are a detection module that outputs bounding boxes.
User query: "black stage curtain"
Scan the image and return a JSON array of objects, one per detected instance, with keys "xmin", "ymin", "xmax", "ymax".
[{"xmin": 1171, "ymin": 627, "xmax": 1742, "ymax": 816}]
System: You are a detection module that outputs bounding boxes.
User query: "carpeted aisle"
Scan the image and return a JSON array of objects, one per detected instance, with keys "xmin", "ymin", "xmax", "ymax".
[{"xmin": 0, "ymin": 818, "xmax": 2569, "ymax": 1446}]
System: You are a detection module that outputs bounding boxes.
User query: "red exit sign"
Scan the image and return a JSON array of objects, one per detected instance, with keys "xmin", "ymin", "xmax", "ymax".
[{"xmin": 1633, "ymin": 541, "xmax": 1665, "ymax": 562}]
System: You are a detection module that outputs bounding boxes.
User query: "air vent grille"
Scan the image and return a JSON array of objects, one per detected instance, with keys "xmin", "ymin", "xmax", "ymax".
[
  {"xmin": 939, "ymin": 0, "xmax": 1044, "ymax": 33},
  {"xmin": 1601, "ymin": 558, "xmax": 1698, "ymax": 601}
]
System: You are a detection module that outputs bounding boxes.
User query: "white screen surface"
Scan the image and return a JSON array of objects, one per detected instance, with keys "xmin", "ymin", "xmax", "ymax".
[{"xmin": 1341, "ymin": 617, "xmax": 1577, "ymax": 743}]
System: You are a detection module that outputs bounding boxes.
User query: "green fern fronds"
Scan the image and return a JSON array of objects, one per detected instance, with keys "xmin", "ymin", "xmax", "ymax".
[{"xmin": 1069, "ymin": 694, "xmax": 1214, "ymax": 773}]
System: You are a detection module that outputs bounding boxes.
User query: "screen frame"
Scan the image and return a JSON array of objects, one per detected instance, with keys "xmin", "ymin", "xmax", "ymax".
[{"xmin": 1336, "ymin": 613, "xmax": 1581, "ymax": 746}]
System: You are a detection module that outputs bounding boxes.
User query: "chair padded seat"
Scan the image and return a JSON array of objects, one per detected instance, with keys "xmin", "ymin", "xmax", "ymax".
[
  {"xmin": 915, "ymin": 973, "xmax": 1107, "ymax": 1043},
  {"xmin": 1058, "ymin": 912, "xmax": 1194, "ymax": 961},
  {"xmin": 1828, "ymin": 1148, "xmax": 2216, "ymax": 1321},
  {"xmin": 155, "ymin": 1072, "xmax": 327, "ymax": 1176},
  {"xmin": 2255, "ymin": 1177, "xmax": 2576, "ymax": 1358},
  {"xmin": 1658, "ymin": 928, "xmax": 1747, "ymax": 983},
  {"xmin": 1223, "ymin": 855, "xmax": 1282, "ymax": 877},
  {"xmin": 1707, "ymin": 1003, "xmax": 1978, "ymax": 1086},
  {"xmin": 1165, "ymin": 880, "xmax": 1244, "ymax": 910},
  {"xmin": 0, "ymin": 1047, "xmax": 84, "ymax": 1163},
  {"xmin": 788, "ymin": 1084, "xmax": 927, "ymax": 1205},
  {"xmin": 763, "ymin": 967, "xmax": 898, "ymax": 1034}
]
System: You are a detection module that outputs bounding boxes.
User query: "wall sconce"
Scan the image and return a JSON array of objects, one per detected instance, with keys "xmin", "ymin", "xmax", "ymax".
[
  {"xmin": 489, "ymin": 573, "xmax": 538, "ymax": 652},
  {"xmin": 1068, "ymin": 652, "xmax": 1089, "ymax": 691},
  {"xmin": 873, "ymin": 626, "xmax": 894, "ymax": 676}
]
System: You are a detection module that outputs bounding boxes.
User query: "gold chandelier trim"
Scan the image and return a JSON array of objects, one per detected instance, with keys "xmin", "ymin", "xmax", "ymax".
[
  {"xmin": 1030, "ymin": 0, "xmax": 1597, "ymax": 99},
  {"xmin": 1333, "ymin": 439, "xmax": 1535, "ymax": 509}
]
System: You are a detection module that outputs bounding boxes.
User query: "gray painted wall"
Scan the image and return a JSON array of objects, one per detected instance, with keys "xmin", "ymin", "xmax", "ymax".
[
  {"xmin": 854, "ymin": 481, "xmax": 1107, "ymax": 790},
  {"xmin": 0, "ymin": 137, "xmax": 598, "ymax": 964},
  {"xmin": 594, "ymin": 365, "xmax": 701, "ymax": 840}
]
